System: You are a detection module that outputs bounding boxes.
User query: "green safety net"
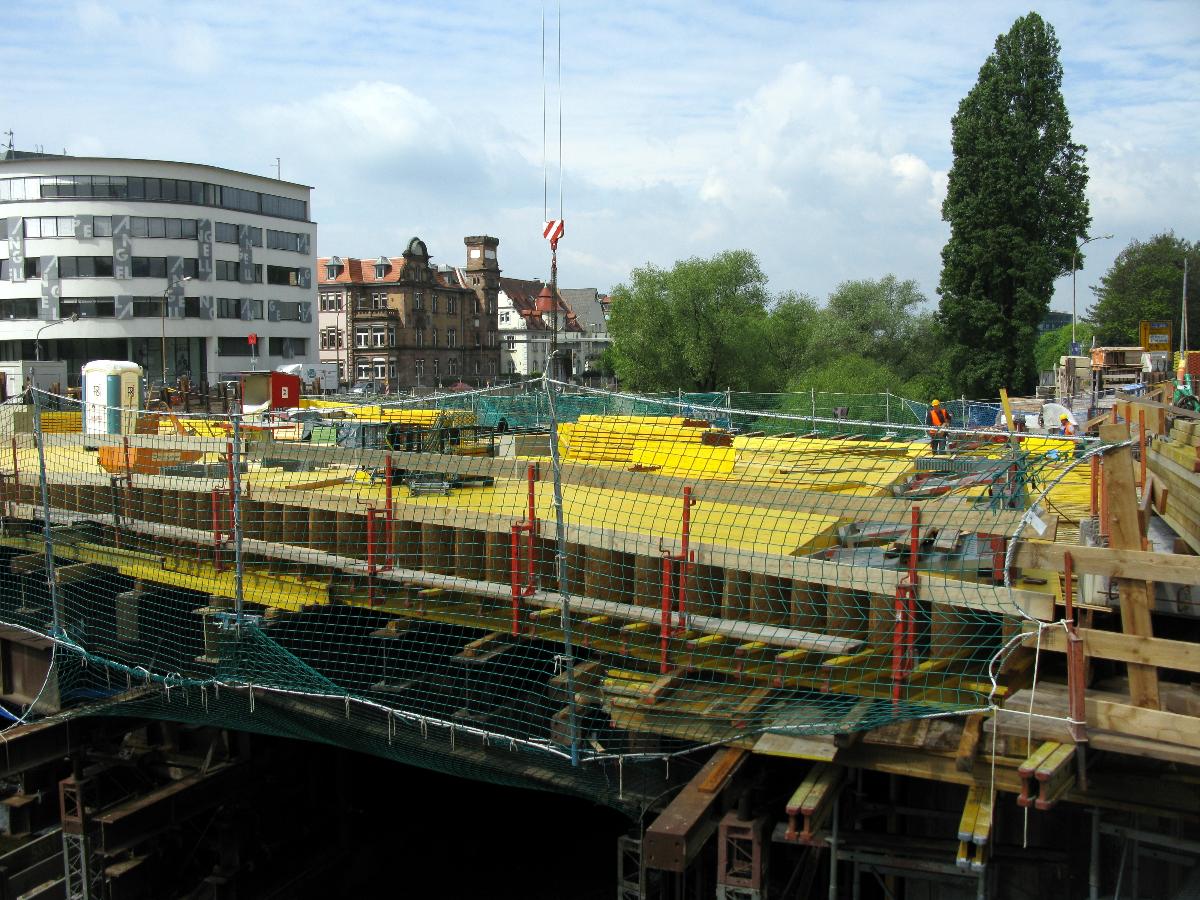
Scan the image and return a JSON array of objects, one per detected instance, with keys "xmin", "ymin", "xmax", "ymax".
[{"xmin": 0, "ymin": 380, "xmax": 1105, "ymax": 808}]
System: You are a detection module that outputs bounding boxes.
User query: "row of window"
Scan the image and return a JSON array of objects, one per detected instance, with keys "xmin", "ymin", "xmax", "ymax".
[
  {"xmin": 0, "ymin": 294, "xmax": 309, "ymax": 322},
  {"xmin": 343, "ymin": 358, "xmax": 500, "ymax": 381},
  {"xmin": 316, "ymin": 326, "xmax": 498, "ymax": 350},
  {"xmin": 20, "ymin": 216, "xmax": 309, "ymax": 252},
  {"xmin": 3, "ymin": 255, "xmax": 310, "ymax": 287},
  {"xmin": 0, "ymin": 175, "xmax": 308, "ymax": 221},
  {"xmin": 216, "ymin": 337, "xmax": 307, "ymax": 357},
  {"xmin": 316, "ymin": 290, "xmax": 496, "ymax": 316}
]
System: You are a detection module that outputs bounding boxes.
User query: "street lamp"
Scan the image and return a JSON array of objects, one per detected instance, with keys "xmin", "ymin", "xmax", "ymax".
[
  {"xmin": 1072, "ymin": 234, "xmax": 1113, "ymax": 346},
  {"xmin": 35, "ymin": 313, "xmax": 80, "ymax": 361},
  {"xmin": 161, "ymin": 276, "xmax": 193, "ymax": 386}
]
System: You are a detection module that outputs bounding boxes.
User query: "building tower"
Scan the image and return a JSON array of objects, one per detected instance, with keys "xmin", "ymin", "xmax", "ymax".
[{"xmin": 463, "ymin": 236, "xmax": 501, "ymax": 382}]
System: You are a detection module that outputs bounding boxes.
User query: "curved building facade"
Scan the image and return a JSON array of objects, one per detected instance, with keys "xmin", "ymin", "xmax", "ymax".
[{"xmin": 0, "ymin": 152, "xmax": 317, "ymax": 388}]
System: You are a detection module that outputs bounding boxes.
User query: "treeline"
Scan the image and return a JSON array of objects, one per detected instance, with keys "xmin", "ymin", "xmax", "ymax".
[{"xmin": 603, "ymin": 250, "xmax": 951, "ymax": 399}]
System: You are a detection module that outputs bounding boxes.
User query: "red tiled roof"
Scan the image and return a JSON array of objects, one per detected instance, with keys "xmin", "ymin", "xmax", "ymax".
[
  {"xmin": 316, "ymin": 257, "xmax": 407, "ymax": 285},
  {"xmin": 499, "ymin": 277, "xmax": 582, "ymax": 332}
]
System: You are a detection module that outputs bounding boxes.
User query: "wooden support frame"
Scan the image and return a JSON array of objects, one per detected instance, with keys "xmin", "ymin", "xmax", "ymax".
[{"xmin": 1099, "ymin": 423, "xmax": 1160, "ymax": 709}]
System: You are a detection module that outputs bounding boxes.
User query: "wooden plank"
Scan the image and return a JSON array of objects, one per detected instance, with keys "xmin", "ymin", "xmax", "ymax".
[
  {"xmin": 1099, "ymin": 423, "xmax": 1160, "ymax": 709},
  {"xmin": 561, "ymin": 461, "xmax": 1031, "ymax": 531},
  {"xmin": 1014, "ymin": 540, "xmax": 1200, "ymax": 587},
  {"xmin": 1088, "ymin": 697, "xmax": 1200, "ymax": 748},
  {"xmin": 1025, "ymin": 627, "xmax": 1200, "ymax": 674},
  {"xmin": 955, "ymin": 714, "xmax": 985, "ymax": 773}
]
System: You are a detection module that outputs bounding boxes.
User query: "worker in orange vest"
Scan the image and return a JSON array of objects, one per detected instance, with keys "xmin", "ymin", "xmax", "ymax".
[
  {"xmin": 926, "ymin": 399, "xmax": 951, "ymax": 454},
  {"xmin": 1059, "ymin": 414, "xmax": 1076, "ymax": 436}
]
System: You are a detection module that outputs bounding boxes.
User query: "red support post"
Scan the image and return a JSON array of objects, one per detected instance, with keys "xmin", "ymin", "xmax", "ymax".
[
  {"xmin": 509, "ymin": 465, "xmax": 540, "ymax": 636},
  {"xmin": 1062, "ymin": 551, "xmax": 1088, "ymax": 746},
  {"xmin": 660, "ymin": 556, "xmax": 672, "ymax": 674},
  {"xmin": 891, "ymin": 504, "xmax": 920, "ymax": 704}
]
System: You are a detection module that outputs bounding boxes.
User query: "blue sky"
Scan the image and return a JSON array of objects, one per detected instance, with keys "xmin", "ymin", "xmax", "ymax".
[{"xmin": 6, "ymin": 1, "xmax": 1198, "ymax": 314}]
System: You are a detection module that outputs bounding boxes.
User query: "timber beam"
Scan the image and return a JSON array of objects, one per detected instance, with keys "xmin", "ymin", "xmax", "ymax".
[{"xmin": 643, "ymin": 748, "xmax": 748, "ymax": 872}]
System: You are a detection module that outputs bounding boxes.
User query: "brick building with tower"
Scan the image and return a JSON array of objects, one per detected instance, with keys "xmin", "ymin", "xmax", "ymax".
[{"xmin": 316, "ymin": 235, "xmax": 501, "ymax": 390}]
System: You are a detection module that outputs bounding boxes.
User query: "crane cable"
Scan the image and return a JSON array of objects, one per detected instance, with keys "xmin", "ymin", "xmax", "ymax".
[{"xmin": 541, "ymin": 1, "xmax": 563, "ymax": 224}]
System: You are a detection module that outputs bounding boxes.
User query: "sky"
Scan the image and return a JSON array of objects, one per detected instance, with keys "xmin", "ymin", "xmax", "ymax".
[{"xmin": 6, "ymin": 1, "xmax": 1198, "ymax": 316}]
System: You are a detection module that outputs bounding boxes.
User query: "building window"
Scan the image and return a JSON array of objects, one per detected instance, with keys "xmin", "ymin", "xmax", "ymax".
[
  {"xmin": 217, "ymin": 336, "xmax": 254, "ymax": 357},
  {"xmin": 413, "ymin": 292, "xmax": 423, "ymax": 311},
  {"xmin": 431, "ymin": 328, "xmax": 438, "ymax": 348},
  {"xmin": 374, "ymin": 360, "xmax": 387, "ymax": 380},
  {"xmin": 268, "ymin": 337, "xmax": 307, "ymax": 358},
  {"xmin": 415, "ymin": 358, "xmax": 424, "ymax": 378},
  {"xmin": 447, "ymin": 296, "xmax": 456, "ymax": 315},
  {"xmin": 487, "ymin": 360, "xmax": 496, "ymax": 375},
  {"xmin": 474, "ymin": 331, "xmax": 481, "ymax": 348},
  {"xmin": 387, "ymin": 326, "xmax": 396, "ymax": 347},
  {"xmin": 448, "ymin": 358, "xmax": 458, "ymax": 376},
  {"xmin": 355, "ymin": 327, "xmax": 369, "ymax": 348},
  {"xmin": 415, "ymin": 329, "xmax": 424, "ymax": 349},
  {"xmin": 433, "ymin": 358, "xmax": 440, "ymax": 378},
  {"xmin": 506, "ymin": 335, "xmax": 515, "ymax": 351},
  {"xmin": 59, "ymin": 298, "xmax": 115, "ymax": 318},
  {"xmin": 487, "ymin": 332, "xmax": 496, "ymax": 348},
  {"xmin": 216, "ymin": 260, "xmax": 261, "ymax": 282},
  {"xmin": 388, "ymin": 362, "xmax": 397, "ymax": 380},
  {"xmin": 319, "ymin": 292, "xmax": 343, "ymax": 312},
  {"xmin": 266, "ymin": 229, "xmax": 306, "ymax": 252},
  {"xmin": 447, "ymin": 328, "xmax": 456, "ymax": 348},
  {"xmin": 374, "ymin": 292, "xmax": 388, "ymax": 309},
  {"xmin": 371, "ymin": 326, "xmax": 387, "ymax": 347},
  {"xmin": 473, "ymin": 359, "xmax": 480, "ymax": 376},
  {"xmin": 357, "ymin": 362, "xmax": 371, "ymax": 381},
  {"xmin": 266, "ymin": 265, "xmax": 303, "ymax": 286}
]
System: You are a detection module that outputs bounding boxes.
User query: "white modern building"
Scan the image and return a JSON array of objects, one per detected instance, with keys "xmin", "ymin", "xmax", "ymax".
[{"xmin": 0, "ymin": 150, "xmax": 317, "ymax": 389}]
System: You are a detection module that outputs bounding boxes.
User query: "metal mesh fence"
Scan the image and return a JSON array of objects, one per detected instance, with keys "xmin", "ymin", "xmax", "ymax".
[{"xmin": 0, "ymin": 379, "xmax": 1107, "ymax": 807}]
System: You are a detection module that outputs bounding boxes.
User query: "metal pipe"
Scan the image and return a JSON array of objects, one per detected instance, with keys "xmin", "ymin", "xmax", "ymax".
[
  {"xmin": 1090, "ymin": 809, "xmax": 1100, "ymax": 900},
  {"xmin": 544, "ymin": 371, "xmax": 579, "ymax": 765},
  {"xmin": 230, "ymin": 418, "xmax": 245, "ymax": 626}
]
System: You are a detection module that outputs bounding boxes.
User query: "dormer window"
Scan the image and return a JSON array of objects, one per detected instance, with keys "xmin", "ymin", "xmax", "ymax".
[
  {"xmin": 374, "ymin": 255, "xmax": 390, "ymax": 279},
  {"xmin": 325, "ymin": 255, "xmax": 343, "ymax": 280}
]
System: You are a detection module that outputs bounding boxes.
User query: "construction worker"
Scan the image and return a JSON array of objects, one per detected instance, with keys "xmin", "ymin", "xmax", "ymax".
[
  {"xmin": 926, "ymin": 399, "xmax": 951, "ymax": 454},
  {"xmin": 1059, "ymin": 414, "xmax": 1076, "ymax": 436}
]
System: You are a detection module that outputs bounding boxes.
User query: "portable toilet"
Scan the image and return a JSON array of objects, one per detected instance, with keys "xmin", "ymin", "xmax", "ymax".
[{"xmin": 83, "ymin": 361, "xmax": 143, "ymax": 436}]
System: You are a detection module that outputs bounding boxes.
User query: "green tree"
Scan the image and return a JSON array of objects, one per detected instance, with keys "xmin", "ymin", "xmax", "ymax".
[
  {"xmin": 937, "ymin": 12, "xmax": 1090, "ymax": 398},
  {"xmin": 1087, "ymin": 233, "xmax": 1199, "ymax": 346},
  {"xmin": 815, "ymin": 276, "xmax": 933, "ymax": 376},
  {"xmin": 761, "ymin": 291, "xmax": 820, "ymax": 384},
  {"xmin": 1034, "ymin": 321, "xmax": 1095, "ymax": 373},
  {"xmin": 607, "ymin": 251, "xmax": 771, "ymax": 391}
]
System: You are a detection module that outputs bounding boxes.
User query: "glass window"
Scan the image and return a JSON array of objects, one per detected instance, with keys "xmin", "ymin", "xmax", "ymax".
[
  {"xmin": 94, "ymin": 216, "xmax": 113, "ymax": 237},
  {"xmin": 57, "ymin": 216, "xmax": 74, "ymax": 235},
  {"xmin": 149, "ymin": 217, "xmax": 166, "ymax": 238},
  {"xmin": 160, "ymin": 179, "xmax": 177, "ymax": 202},
  {"xmin": 24, "ymin": 218, "xmax": 42, "ymax": 238},
  {"xmin": 127, "ymin": 177, "xmax": 145, "ymax": 200},
  {"xmin": 76, "ymin": 256, "xmax": 96, "ymax": 277},
  {"xmin": 166, "ymin": 218, "xmax": 182, "ymax": 239},
  {"xmin": 144, "ymin": 178, "xmax": 161, "ymax": 200},
  {"xmin": 181, "ymin": 218, "xmax": 197, "ymax": 239},
  {"xmin": 131, "ymin": 217, "xmax": 149, "ymax": 238},
  {"xmin": 59, "ymin": 257, "xmax": 77, "ymax": 278}
]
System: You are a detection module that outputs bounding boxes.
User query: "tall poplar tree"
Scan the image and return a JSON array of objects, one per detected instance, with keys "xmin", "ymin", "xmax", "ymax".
[{"xmin": 937, "ymin": 13, "xmax": 1090, "ymax": 398}]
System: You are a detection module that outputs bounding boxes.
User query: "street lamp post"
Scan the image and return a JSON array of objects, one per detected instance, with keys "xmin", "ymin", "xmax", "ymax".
[
  {"xmin": 161, "ymin": 276, "xmax": 193, "ymax": 387},
  {"xmin": 1072, "ymin": 233, "xmax": 1114, "ymax": 346},
  {"xmin": 35, "ymin": 313, "xmax": 81, "ymax": 362}
]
